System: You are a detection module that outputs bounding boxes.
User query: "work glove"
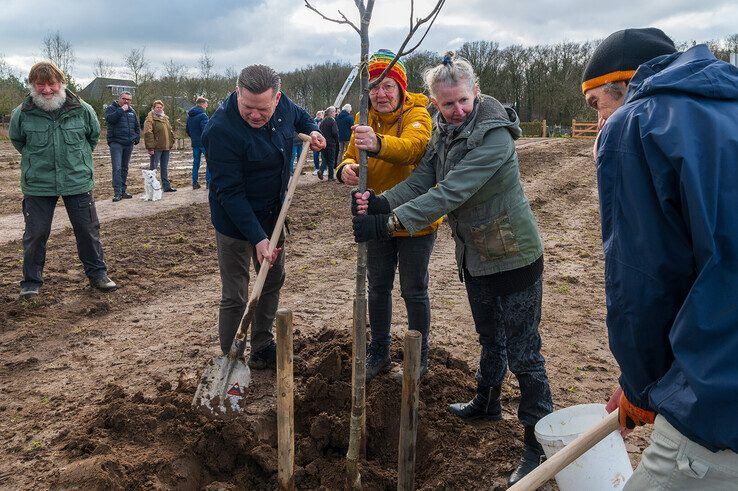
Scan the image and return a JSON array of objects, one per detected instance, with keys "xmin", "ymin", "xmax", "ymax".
[
  {"xmin": 350, "ymin": 188, "xmax": 391, "ymax": 216},
  {"xmin": 618, "ymin": 391, "xmax": 656, "ymax": 430},
  {"xmin": 352, "ymin": 214, "xmax": 391, "ymax": 242}
]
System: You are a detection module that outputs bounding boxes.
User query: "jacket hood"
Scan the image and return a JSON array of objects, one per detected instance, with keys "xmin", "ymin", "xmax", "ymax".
[
  {"xmin": 188, "ymin": 105, "xmax": 206, "ymax": 117},
  {"xmin": 627, "ymin": 44, "xmax": 738, "ymax": 104}
]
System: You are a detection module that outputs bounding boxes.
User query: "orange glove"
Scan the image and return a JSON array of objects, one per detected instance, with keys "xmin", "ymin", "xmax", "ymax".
[{"xmin": 619, "ymin": 391, "xmax": 656, "ymax": 429}]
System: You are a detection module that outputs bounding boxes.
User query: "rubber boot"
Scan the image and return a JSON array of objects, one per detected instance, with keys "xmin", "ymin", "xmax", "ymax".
[
  {"xmin": 447, "ymin": 384, "xmax": 502, "ymax": 421},
  {"xmin": 366, "ymin": 343, "xmax": 391, "ymax": 381},
  {"xmin": 507, "ymin": 425, "xmax": 546, "ymax": 487}
]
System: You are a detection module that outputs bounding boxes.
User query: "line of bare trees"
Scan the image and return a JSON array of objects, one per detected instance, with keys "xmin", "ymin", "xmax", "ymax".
[{"xmin": 2, "ymin": 31, "xmax": 738, "ymax": 126}]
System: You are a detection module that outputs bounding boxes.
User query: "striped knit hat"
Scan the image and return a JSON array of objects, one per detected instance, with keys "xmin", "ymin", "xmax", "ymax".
[
  {"xmin": 368, "ymin": 49, "xmax": 407, "ymax": 92},
  {"xmin": 581, "ymin": 28, "xmax": 676, "ymax": 94}
]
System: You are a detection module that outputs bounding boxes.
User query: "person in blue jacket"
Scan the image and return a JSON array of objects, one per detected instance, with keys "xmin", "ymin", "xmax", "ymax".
[
  {"xmin": 186, "ymin": 96, "xmax": 209, "ymax": 189},
  {"xmin": 105, "ymin": 91, "xmax": 140, "ymax": 201},
  {"xmin": 336, "ymin": 103, "xmax": 353, "ymax": 160},
  {"xmin": 202, "ymin": 64, "xmax": 325, "ymax": 369},
  {"xmin": 583, "ymin": 28, "xmax": 738, "ymax": 488}
]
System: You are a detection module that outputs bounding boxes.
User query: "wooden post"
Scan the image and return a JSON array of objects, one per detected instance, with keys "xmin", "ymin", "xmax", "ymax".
[
  {"xmin": 276, "ymin": 309, "xmax": 295, "ymax": 491},
  {"xmin": 346, "ymin": 297, "xmax": 367, "ymax": 489},
  {"xmin": 397, "ymin": 330, "xmax": 422, "ymax": 491},
  {"xmin": 541, "ymin": 119, "xmax": 547, "ymax": 138}
]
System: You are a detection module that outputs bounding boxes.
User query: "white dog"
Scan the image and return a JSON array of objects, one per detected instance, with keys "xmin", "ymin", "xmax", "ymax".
[{"xmin": 141, "ymin": 169, "xmax": 163, "ymax": 201}]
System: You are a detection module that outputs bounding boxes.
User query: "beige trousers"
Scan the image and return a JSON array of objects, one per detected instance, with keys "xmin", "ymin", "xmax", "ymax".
[{"xmin": 625, "ymin": 415, "xmax": 738, "ymax": 490}]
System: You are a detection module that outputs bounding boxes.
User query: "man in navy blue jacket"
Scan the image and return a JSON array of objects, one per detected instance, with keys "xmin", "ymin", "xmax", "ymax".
[
  {"xmin": 583, "ymin": 28, "xmax": 738, "ymax": 487},
  {"xmin": 105, "ymin": 91, "xmax": 140, "ymax": 201},
  {"xmin": 186, "ymin": 96, "xmax": 209, "ymax": 189},
  {"xmin": 203, "ymin": 64, "xmax": 325, "ymax": 369}
]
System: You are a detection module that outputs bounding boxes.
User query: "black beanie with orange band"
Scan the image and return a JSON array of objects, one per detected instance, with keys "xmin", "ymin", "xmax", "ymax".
[{"xmin": 581, "ymin": 27, "xmax": 676, "ymax": 94}]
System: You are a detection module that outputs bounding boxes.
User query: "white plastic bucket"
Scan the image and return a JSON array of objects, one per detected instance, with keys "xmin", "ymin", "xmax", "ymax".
[{"xmin": 534, "ymin": 403, "xmax": 633, "ymax": 490}]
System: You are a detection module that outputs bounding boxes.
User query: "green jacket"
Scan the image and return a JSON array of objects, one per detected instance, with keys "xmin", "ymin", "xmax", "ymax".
[
  {"xmin": 9, "ymin": 90, "xmax": 100, "ymax": 196},
  {"xmin": 382, "ymin": 95, "xmax": 543, "ymax": 279}
]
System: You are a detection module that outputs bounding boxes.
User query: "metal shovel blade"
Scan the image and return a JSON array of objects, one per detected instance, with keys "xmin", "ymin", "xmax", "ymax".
[{"xmin": 192, "ymin": 354, "xmax": 251, "ymax": 415}]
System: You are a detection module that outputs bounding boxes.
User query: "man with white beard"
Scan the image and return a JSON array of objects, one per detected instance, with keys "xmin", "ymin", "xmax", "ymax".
[{"xmin": 9, "ymin": 61, "xmax": 116, "ymax": 300}]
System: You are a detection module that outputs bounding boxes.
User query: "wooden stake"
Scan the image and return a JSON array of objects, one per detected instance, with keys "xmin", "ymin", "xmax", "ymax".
[
  {"xmin": 276, "ymin": 309, "xmax": 295, "ymax": 491},
  {"xmin": 346, "ymin": 297, "xmax": 367, "ymax": 489},
  {"xmin": 398, "ymin": 330, "xmax": 422, "ymax": 491}
]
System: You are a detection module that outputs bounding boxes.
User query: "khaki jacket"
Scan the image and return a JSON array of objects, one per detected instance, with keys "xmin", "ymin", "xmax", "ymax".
[{"xmin": 143, "ymin": 111, "xmax": 174, "ymax": 150}]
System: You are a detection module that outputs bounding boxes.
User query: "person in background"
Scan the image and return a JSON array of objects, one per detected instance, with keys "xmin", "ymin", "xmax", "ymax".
[
  {"xmin": 338, "ymin": 49, "xmax": 435, "ymax": 384},
  {"xmin": 10, "ymin": 61, "xmax": 116, "ymax": 300},
  {"xmin": 582, "ymin": 27, "xmax": 738, "ymax": 489},
  {"xmin": 318, "ymin": 106, "xmax": 338, "ymax": 181},
  {"xmin": 143, "ymin": 100, "xmax": 176, "ymax": 192},
  {"xmin": 351, "ymin": 52, "xmax": 552, "ymax": 485},
  {"xmin": 312, "ymin": 110, "xmax": 324, "ymax": 175},
  {"xmin": 336, "ymin": 103, "xmax": 353, "ymax": 161},
  {"xmin": 291, "ymin": 131, "xmax": 302, "ymax": 175},
  {"xmin": 105, "ymin": 90, "xmax": 140, "ymax": 201},
  {"xmin": 186, "ymin": 96, "xmax": 209, "ymax": 189}
]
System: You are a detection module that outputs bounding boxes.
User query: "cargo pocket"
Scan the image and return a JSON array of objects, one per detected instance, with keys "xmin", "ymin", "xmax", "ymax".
[
  {"xmin": 470, "ymin": 212, "xmax": 520, "ymax": 261},
  {"xmin": 62, "ymin": 121, "xmax": 86, "ymax": 146}
]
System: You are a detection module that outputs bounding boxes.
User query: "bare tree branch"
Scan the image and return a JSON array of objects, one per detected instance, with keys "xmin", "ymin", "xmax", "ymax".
[{"xmin": 304, "ymin": 1, "xmax": 360, "ymax": 34}]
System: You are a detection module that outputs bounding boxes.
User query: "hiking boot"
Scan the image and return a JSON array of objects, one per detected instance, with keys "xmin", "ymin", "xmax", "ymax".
[
  {"xmin": 193, "ymin": 182, "xmax": 201, "ymax": 190},
  {"xmin": 112, "ymin": 195, "xmax": 122, "ymax": 202},
  {"xmin": 122, "ymin": 192, "xmax": 133, "ymax": 199},
  {"xmin": 19, "ymin": 284, "xmax": 40, "ymax": 301},
  {"xmin": 448, "ymin": 384, "xmax": 502, "ymax": 421},
  {"xmin": 248, "ymin": 342, "xmax": 277, "ymax": 370},
  {"xmin": 366, "ymin": 343, "xmax": 391, "ymax": 382},
  {"xmin": 508, "ymin": 426, "xmax": 546, "ymax": 487},
  {"xmin": 89, "ymin": 275, "xmax": 117, "ymax": 292},
  {"xmin": 164, "ymin": 187, "xmax": 177, "ymax": 193},
  {"xmin": 391, "ymin": 351, "xmax": 428, "ymax": 385}
]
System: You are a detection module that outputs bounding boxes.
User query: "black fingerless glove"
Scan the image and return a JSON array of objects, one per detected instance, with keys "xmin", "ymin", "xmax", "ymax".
[
  {"xmin": 352, "ymin": 214, "xmax": 391, "ymax": 242},
  {"xmin": 350, "ymin": 188, "xmax": 391, "ymax": 216}
]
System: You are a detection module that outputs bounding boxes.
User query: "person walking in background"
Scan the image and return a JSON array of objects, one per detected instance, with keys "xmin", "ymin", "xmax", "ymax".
[
  {"xmin": 143, "ymin": 100, "xmax": 176, "ymax": 192},
  {"xmin": 337, "ymin": 49, "xmax": 435, "ymax": 384},
  {"xmin": 336, "ymin": 103, "xmax": 353, "ymax": 160},
  {"xmin": 312, "ymin": 109, "xmax": 324, "ymax": 175},
  {"xmin": 105, "ymin": 90, "xmax": 140, "ymax": 202},
  {"xmin": 582, "ymin": 28, "xmax": 738, "ymax": 489},
  {"xmin": 291, "ymin": 131, "xmax": 302, "ymax": 175},
  {"xmin": 186, "ymin": 96, "xmax": 209, "ymax": 189},
  {"xmin": 318, "ymin": 106, "xmax": 338, "ymax": 181},
  {"xmin": 9, "ymin": 61, "xmax": 116, "ymax": 300},
  {"xmin": 351, "ymin": 52, "xmax": 552, "ymax": 486}
]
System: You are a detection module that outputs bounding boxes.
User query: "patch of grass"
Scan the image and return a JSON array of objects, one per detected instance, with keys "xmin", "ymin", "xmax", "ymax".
[
  {"xmin": 556, "ymin": 283, "xmax": 570, "ymax": 294},
  {"xmin": 27, "ymin": 440, "xmax": 44, "ymax": 452}
]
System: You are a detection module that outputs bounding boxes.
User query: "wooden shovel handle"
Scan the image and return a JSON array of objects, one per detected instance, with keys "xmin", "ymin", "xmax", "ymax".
[
  {"xmin": 508, "ymin": 409, "xmax": 621, "ymax": 491},
  {"xmin": 228, "ymin": 134, "xmax": 312, "ymax": 358}
]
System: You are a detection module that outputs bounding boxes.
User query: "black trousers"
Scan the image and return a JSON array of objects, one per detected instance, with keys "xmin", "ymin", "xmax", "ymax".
[{"xmin": 21, "ymin": 192, "xmax": 108, "ymax": 288}]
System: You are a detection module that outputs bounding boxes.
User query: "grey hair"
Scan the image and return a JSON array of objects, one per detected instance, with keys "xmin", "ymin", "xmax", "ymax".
[
  {"xmin": 325, "ymin": 106, "xmax": 336, "ymax": 117},
  {"xmin": 602, "ymin": 81, "xmax": 626, "ymax": 101},
  {"xmin": 342, "ymin": 103, "xmax": 352, "ymax": 112},
  {"xmin": 423, "ymin": 51, "xmax": 478, "ymax": 98},
  {"xmin": 120, "ymin": 91, "xmax": 132, "ymax": 97},
  {"xmin": 237, "ymin": 64, "xmax": 281, "ymax": 96}
]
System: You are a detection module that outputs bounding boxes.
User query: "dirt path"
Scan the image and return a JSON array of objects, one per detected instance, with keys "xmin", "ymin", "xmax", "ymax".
[{"xmin": 0, "ymin": 138, "xmax": 650, "ymax": 489}]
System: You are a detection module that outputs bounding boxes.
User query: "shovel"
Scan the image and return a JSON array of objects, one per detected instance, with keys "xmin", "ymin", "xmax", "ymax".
[
  {"xmin": 192, "ymin": 133, "xmax": 313, "ymax": 415},
  {"xmin": 507, "ymin": 409, "xmax": 621, "ymax": 490}
]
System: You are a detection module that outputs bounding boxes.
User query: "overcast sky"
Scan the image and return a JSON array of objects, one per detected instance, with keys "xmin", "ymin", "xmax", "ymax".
[{"xmin": 1, "ymin": 0, "xmax": 737, "ymax": 86}]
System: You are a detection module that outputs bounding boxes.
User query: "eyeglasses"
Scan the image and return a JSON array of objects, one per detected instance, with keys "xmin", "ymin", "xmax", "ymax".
[
  {"xmin": 121, "ymin": 98, "xmax": 132, "ymax": 102},
  {"xmin": 369, "ymin": 82, "xmax": 398, "ymax": 95}
]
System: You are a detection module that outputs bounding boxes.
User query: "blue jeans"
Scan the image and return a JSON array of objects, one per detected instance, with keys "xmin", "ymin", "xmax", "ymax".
[
  {"xmin": 291, "ymin": 144, "xmax": 302, "ymax": 175},
  {"xmin": 21, "ymin": 192, "xmax": 108, "ymax": 288},
  {"xmin": 464, "ymin": 275, "xmax": 552, "ymax": 426},
  {"xmin": 312, "ymin": 150, "xmax": 321, "ymax": 171},
  {"xmin": 367, "ymin": 233, "xmax": 435, "ymax": 357},
  {"xmin": 109, "ymin": 142, "xmax": 133, "ymax": 196},
  {"xmin": 149, "ymin": 150, "xmax": 173, "ymax": 190},
  {"xmin": 192, "ymin": 145, "xmax": 209, "ymax": 185}
]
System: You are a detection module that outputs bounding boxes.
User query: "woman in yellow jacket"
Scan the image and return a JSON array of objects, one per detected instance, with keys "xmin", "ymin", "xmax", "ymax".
[
  {"xmin": 143, "ymin": 99, "xmax": 176, "ymax": 192},
  {"xmin": 337, "ymin": 49, "xmax": 437, "ymax": 382}
]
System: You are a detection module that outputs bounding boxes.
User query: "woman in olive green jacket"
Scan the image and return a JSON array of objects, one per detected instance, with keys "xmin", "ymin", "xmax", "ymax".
[
  {"xmin": 143, "ymin": 100, "xmax": 176, "ymax": 192},
  {"xmin": 352, "ymin": 52, "xmax": 552, "ymax": 487}
]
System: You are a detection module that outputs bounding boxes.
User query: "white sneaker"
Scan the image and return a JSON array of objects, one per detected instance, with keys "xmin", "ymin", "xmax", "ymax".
[{"xmin": 312, "ymin": 169, "xmax": 318, "ymax": 175}]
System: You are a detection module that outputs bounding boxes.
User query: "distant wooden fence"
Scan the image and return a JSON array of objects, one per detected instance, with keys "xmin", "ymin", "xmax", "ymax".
[{"xmin": 571, "ymin": 119, "xmax": 598, "ymax": 138}]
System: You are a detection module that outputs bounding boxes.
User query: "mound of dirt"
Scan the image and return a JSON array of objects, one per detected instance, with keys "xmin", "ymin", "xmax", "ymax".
[{"xmin": 53, "ymin": 329, "xmax": 523, "ymax": 489}]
